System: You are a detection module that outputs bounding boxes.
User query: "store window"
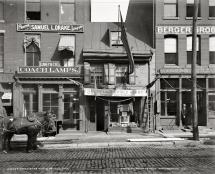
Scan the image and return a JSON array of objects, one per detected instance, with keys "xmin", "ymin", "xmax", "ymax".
[
  {"xmin": 186, "ymin": 0, "xmax": 200, "ymax": 17},
  {"xmin": 209, "ymin": 0, "xmax": 215, "ymax": 17},
  {"xmin": 209, "ymin": 94, "xmax": 215, "ymax": 117},
  {"xmin": 25, "ymin": 35, "xmax": 41, "ymax": 66},
  {"xmin": 42, "ymin": 93, "xmax": 59, "ymax": 117},
  {"xmin": 0, "ymin": 1, "xmax": 4, "ymax": 21},
  {"xmin": 26, "ymin": 0, "xmax": 41, "ymax": 20},
  {"xmin": 164, "ymin": 0, "xmax": 177, "ymax": 18},
  {"xmin": 161, "ymin": 78, "xmax": 179, "ymax": 89},
  {"xmin": 23, "ymin": 93, "xmax": 38, "ymax": 117},
  {"xmin": 60, "ymin": 0, "xmax": 75, "ymax": 23},
  {"xmin": 161, "ymin": 91, "xmax": 177, "ymax": 116},
  {"xmin": 110, "ymin": 31, "xmax": 123, "ymax": 46},
  {"xmin": 164, "ymin": 35, "xmax": 178, "ymax": 65},
  {"xmin": 0, "ymin": 33, "xmax": 3, "ymax": 69},
  {"xmin": 187, "ymin": 35, "xmax": 200, "ymax": 65},
  {"xmin": 209, "ymin": 35, "xmax": 215, "ymax": 64},
  {"xmin": 90, "ymin": 65, "xmax": 103, "ymax": 86}
]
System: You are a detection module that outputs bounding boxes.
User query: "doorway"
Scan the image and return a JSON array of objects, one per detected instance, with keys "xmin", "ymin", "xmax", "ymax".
[{"xmin": 96, "ymin": 100, "xmax": 104, "ymax": 131}]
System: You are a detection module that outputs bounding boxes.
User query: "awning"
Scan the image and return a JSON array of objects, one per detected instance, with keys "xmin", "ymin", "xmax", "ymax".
[{"xmin": 58, "ymin": 35, "xmax": 75, "ymax": 52}]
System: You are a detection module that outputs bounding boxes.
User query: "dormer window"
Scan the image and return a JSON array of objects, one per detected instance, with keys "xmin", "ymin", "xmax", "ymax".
[{"xmin": 110, "ymin": 31, "xmax": 123, "ymax": 46}]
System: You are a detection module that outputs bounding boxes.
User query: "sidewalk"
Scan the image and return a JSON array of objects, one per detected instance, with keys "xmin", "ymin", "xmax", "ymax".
[{"xmin": 10, "ymin": 127, "xmax": 215, "ymax": 149}]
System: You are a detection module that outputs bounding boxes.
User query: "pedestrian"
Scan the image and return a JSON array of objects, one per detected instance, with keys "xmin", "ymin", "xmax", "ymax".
[{"xmin": 181, "ymin": 104, "xmax": 187, "ymax": 127}]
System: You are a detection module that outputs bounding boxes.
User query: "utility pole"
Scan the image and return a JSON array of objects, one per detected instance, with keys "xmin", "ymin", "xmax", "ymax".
[{"xmin": 192, "ymin": 0, "xmax": 199, "ymax": 140}]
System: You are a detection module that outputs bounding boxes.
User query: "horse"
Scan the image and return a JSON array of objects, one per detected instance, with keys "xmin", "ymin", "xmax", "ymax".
[{"xmin": 0, "ymin": 112, "xmax": 57, "ymax": 153}]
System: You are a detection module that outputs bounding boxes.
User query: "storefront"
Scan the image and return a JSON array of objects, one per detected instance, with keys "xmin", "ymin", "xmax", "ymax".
[
  {"xmin": 13, "ymin": 65, "xmax": 82, "ymax": 130},
  {"xmin": 84, "ymin": 88, "xmax": 147, "ymax": 131}
]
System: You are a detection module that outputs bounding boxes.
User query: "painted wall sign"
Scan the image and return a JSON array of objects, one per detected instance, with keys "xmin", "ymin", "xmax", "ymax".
[
  {"xmin": 156, "ymin": 26, "xmax": 215, "ymax": 34},
  {"xmin": 84, "ymin": 88, "xmax": 147, "ymax": 97},
  {"xmin": 18, "ymin": 66, "xmax": 80, "ymax": 74},
  {"xmin": 159, "ymin": 67, "xmax": 215, "ymax": 74},
  {"xmin": 17, "ymin": 23, "xmax": 84, "ymax": 33}
]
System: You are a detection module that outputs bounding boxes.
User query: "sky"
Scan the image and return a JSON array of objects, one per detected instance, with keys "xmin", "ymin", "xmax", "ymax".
[{"xmin": 91, "ymin": 0, "xmax": 130, "ymax": 22}]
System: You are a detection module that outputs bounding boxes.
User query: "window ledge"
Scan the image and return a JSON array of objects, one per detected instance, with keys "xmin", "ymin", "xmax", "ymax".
[
  {"xmin": 24, "ymin": 20, "xmax": 41, "ymax": 23},
  {"xmin": 208, "ymin": 17, "xmax": 215, "ymax": 20},
  {"xmin": 163, "ymin": 17, "xmax": 179, "ymax": 20},
  {"xmin": 186, "ymin": 17, "xmax": 202, "ymax": 20},
  {"xmin": 164, "ymin": 64, "xmax": 179, "ymax": 68}
]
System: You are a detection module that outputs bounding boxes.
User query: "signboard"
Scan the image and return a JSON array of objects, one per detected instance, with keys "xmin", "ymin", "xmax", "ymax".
[
  {"xmin": 2, "ymin": 93, "xmax": 12, "ymax": 99},
  {"xmin": 84, "ymin": 88, "xmax": 147, "ymax": 97},
  {"xmin": 18, "ymin": 66, "xmax": 80, "ymax": 74},
  {"xmin": 159, "ymin": 67, "xmax": 215, "ymax": 74},
  {"xmin": 156, "ymin": 26, "xmax": 215, "ymax": 34},
  {"xmin": 17, "ymin": 23, "xmax": 84, "ymax": 33},
  {"xmin": 39, "ymin": 61, "xmax": 60, "ymax": 67}
]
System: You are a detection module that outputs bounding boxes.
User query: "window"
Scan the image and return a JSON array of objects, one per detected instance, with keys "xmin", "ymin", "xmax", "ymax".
[
  {"xmin": 209, "ymin": 36, "xmax": 215, "ymax": 64},
  {"xmin": 60, "ymin": 0, "xmax": 75, "ymax": 23},
  {"xmin": 209, "ymin": 0, "xmax": 215, "ymax": 17},
  {"xmin": 110, "ymin": 31, "xmax": 123, "ymax": 46},
  {"xmin": 187, "ymin": 35, "xmax": 200, "ymax": 65},
  {"xmin": 90, "ymin": 65, "xmax": 104, "ymax": 86},
  {"xmin": 186, "ymin": 0, "xmax": 200, "ymax": 17},
  {"xmin": 0, "ymin": 1, "xmax": 4, "ymax": 20},
  {"xmin": 23, "ymin": 93, "xmax": 38, "ymax": 117},
  {"xmin": 25, "ymin": 35, "xmax": 40, "ymax": 66},
  {"xmin": 164, "ymin": 0, "xmax": 177, "ymax": 18},
  {"xmin": 43, "ymin": 93, "xmax": 59, "ymax": 117},
  {"xmin": 0, "ymin": 33, "xmax": 3, "ymax": 69},
  {"xmin": 26, "ymin": 0, "xmax": 41, "ymax": 20},
  {"xmin": 161, "ymin": 91, "xmax": 177, "ymax": 116},
  {"xmin": 164, "ymin": 35, "xmax": 178, "ymax": 64},
  {"xmin": 116, "ymin": 65, "xmax": 127, "ymax": 84}
]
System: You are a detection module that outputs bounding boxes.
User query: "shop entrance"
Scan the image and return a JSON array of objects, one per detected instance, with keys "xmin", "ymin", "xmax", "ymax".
[
  {"xmin": 96, "ymin": 100, "xmax": 104, "ymax": 131},
  {"xmin": 182, "ymin": 91, "xmax": 206, "ymax": 126}
]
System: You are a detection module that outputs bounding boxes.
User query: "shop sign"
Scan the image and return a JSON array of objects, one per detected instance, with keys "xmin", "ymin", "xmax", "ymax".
[
  {"xmin": 159, "ymin": 67, "xmax": 215, "ymax": 74},
  {"xmin": 156, "ymin": 26, "xmax": 215, "ymax": 34},
  {"xmin": 39, "ymin": 61, "xmax": 60, "ymax": 67},
  {"xmin": 17, "ymin": 23, "xmax": 84, "ymax": 33},
  {"xmin": 84, "ymin": 88, "xmax": 147, "ymax": 97},
  {"xmin": 18, "ymin": 66, "xmax": 80, "ymax": 74}
]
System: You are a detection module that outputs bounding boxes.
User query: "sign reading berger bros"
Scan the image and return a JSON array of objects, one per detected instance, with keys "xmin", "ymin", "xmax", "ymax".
[
  {"xmin": 156, "ymin": 25, "xmax": 215, "ymax": 34},
  {"xmin": 17, "ymin": 23, "xmax": 84, "ymax": 33}
]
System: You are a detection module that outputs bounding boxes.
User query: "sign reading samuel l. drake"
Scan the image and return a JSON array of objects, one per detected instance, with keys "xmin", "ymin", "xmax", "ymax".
[
  {"xmin": 18, "ymin": 66, "xmax": 80, "ymax": 74},
  {"xmin": 17, "ymin": 23, "xmax": 84, "ymax": 33}
]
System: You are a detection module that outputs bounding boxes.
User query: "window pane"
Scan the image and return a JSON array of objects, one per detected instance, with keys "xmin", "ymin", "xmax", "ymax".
[
  {"xmin": 26, "ymin": 2, "xmax": 40, "ymax": 12},
  {"xmin": 209, "ymin": 7, "xmax": 215, "ymax": 17},
  {"xmin": 26, "ymin": 53, "xmax": 34, "ymax": 66},
  {"xmin": 160, "ymin": 79, "xmax": 179, "ymax": 89},
  {"xmin": 165, "ymin": 53, "xmax": 177, "ymax": 64},
  {"xmin": 210, "ymin": 52, "xmax": 215, "ymax": 64},
  {"xmin": 164, "ymin": 4, "xmax": 177, "ymax": 17},
  {"xmin": 209, "ymin": 0, "xmax": 215, "ymax": 6},
  {"xmin": 26, "ymin": 0, "xmax": 41, "ymax": 20},
  {"xmin": 209, "ymin": 78, "xmax": 215, "ymax": 88},
  {"xmin": 61, "ymin": 3, "xmax": 74, "ymax": 22},
  {"xmin": 187, "ymin": 36, "xmax": 199, "ymax": 51},
  {"xmin": 209, "ymin": 36, "xmax": 215, "ymax": 51},
  {"xmin": 111, "ymin": 31, "xmax": 123, "ymax": 45},
  {"xmin": 51, "ymin": 94, "xmax": 58, "ymax": 106},
  {"xmin": 165, "ymin": 37, "xmax": 177, "ymax": 53}
]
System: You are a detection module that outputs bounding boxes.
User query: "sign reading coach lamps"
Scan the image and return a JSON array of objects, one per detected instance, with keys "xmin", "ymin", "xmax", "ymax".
[
  {"xmin": 84, "ymin": 88, "xmax": 147, "ymax": 97},
  {"xmin": 18, "ymin": 66, "xmax": 80, "ymax": 74}
]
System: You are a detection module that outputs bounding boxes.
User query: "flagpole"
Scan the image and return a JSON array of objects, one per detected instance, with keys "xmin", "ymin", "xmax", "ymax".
[{"xmin": 192, "ymin": 0, "xmax": 199, "ymax": 140}]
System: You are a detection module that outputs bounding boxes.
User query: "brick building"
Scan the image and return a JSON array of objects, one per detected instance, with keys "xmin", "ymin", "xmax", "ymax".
[
  {"xmin": 155, "ymin": 0, "xmax": 215, "ymax": 129},
  {"xmin": 0, "ymin": 0, "xmax": 154, "ymax": 133}
]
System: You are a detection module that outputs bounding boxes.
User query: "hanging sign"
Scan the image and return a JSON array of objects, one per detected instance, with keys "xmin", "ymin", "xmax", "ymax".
[
  {"xmin": 17, "ymin": 23, "xmax": 84, "ymax": 33},
  {"xmin": 84, "ymin": 88, "xmax": 147, "ymax": 97}
]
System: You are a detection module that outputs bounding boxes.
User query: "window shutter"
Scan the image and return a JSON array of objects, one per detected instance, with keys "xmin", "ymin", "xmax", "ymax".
[
  {"xmin": 84, "ymin": 62, "xmax": 91, "ymax": 84},
  {"xmin": 129, "ymin": 71, "xmax": 136, "ymax": 85},
  {"xmin": 104, "ymin": 64, "xmax": 109, "ymax": 84},
  {"xmin": 108, "ymin": 63, "xmax": 116, "ymax": 85}
]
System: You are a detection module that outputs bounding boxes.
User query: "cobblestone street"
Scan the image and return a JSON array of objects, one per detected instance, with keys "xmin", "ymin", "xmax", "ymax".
[{"xmin": 1, "ymin": 144, "xmax": 215, "ymax": 174}]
